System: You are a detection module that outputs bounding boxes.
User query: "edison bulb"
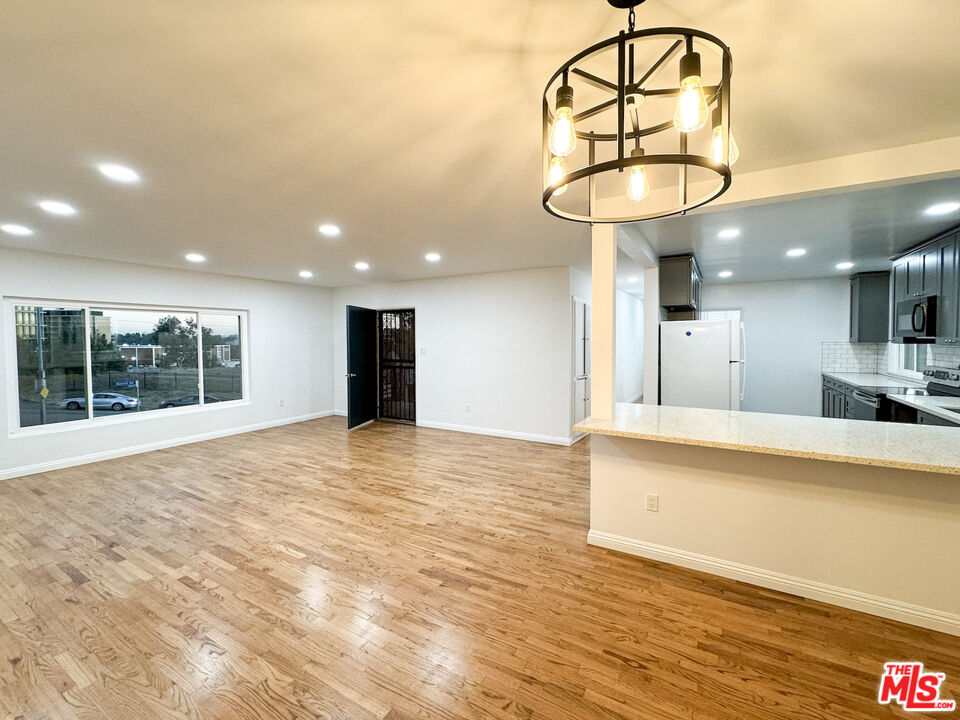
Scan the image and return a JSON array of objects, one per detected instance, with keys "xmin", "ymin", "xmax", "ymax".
[
  {"xmin": 548, "ymin": 156, "xmax": 568, "ymax": 196},
  {"xmin": 627, "ymin": 163, "xmax": 650, "ymax": 202},
  {"xmin": 674, "ymin": 79, "xmax": 709, "ymax": 133},
  {"xmin": 549, "ymin": 107, "xmax": 577, "ymax": 157},
  {"xmin": 711, "ymin": 126, "xmax": 740, "ymax": 166}
]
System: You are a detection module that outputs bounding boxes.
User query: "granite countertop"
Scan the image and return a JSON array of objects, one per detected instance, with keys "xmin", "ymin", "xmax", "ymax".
[
  {"xmin": 821, "ymin": 372, "xmax": 927, "ymax": 391},
  {"xmin": 888, "ymin": 394, "xmax": 960, "ymax": 425},
  {"xmin": 574, "ymin": 403, "xmax": 960, "ymax": 476}
]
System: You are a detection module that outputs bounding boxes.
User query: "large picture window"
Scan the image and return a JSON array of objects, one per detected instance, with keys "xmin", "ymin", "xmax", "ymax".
[{"xmin": 8, "ymin": 301, "xmax": 246, "ymax": 431}]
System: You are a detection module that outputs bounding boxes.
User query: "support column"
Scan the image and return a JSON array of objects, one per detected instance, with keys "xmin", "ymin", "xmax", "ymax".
[
  {"xmin": 642, "ymin": 265, "xmax": 660, "ymax": 405},
  {"xmin": 591, "ymin": 224, "xmax": 617, "ymax": 420}
]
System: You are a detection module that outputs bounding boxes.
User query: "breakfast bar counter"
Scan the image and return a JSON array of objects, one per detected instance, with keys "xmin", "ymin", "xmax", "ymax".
[
  {"xmin": 574, "ymin": 402, "xmax": 960, "ymax": 475},
  {"xmin": 574, "ymin": 403, "xmax": 960, "ymax": 636}
]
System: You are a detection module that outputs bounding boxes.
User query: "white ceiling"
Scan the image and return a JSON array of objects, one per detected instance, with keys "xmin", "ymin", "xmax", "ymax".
[
  {"xmin": 2, "ymin": 1, "xmax": 960, "ymax": 286},
  {"xmin": 623, "ymin": 176, "xmax": 960, "ymax": 284}
]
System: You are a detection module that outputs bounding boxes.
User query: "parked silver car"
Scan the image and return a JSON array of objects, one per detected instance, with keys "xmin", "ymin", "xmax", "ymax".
[{"xmin": 60, "ymin": 393, "xmax": 140, "ymax": 412}]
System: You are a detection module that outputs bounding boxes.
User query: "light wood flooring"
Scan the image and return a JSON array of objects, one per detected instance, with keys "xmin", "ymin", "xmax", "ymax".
[{"xmin": 0, "ymin": 417, "xmax": 956, "ymax": 719}]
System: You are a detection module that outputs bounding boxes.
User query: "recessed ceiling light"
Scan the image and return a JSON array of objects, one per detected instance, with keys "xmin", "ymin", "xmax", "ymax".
[
  {"xmin": 786, "ymin": 248, "xmax": 807, "ymax": 258},
  {"xmin": 718, "ymin": 270, "xmax": 733, "ymax": 278},
  {"xmin": 37, "ymin": 200, "xmax": 77, "ymax": 216},
  {"xmin": 299, "ymin": 270, "xmax": 314, "ymax": 279},
  {"xmin": 717, "ymin": 228, "xmax": 741, "ymax": 239},
  {"xmin": 626, "ymin": 276, "xmax": 639, "ymax": 283},
  {"xmin": 185, "ymin": 253, "xmax": 205, "ymax": 263},
  {"xmin": 836, "ymin": 262, "xmax": 854, "ymax": 270},
  {"xmin": 425, "ymin": 252, "xmax": 441, "ymax": 263},
  {"xmin": 318, "ymin": 223, "xmax": 341, "ymax": 237},
  {"xmin": 1, "ymin": 223, "xmax": 34, "ymax": 236},
  {"xmin": 97, "ymin": 162, "xmax": 141, "ymax": 184},
  {"xmin": 925, "ymin": 201, "xmax": 960, "ymax": 216},
  {"xmin": 354, "ymin": 261, "xmax": 370, "ymax": 271}
]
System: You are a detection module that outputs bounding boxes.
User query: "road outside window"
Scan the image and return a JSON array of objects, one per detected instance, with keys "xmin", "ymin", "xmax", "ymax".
[
  {"xmin": 10, "ymin": 301, "xmax": 246, "ymax": 430},
  {"xmin": 14, "ymin": 306, "xmax": 88, "ymax": 428}
]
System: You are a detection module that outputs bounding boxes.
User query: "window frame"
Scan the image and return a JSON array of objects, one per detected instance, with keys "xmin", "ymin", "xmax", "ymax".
[
  {"xmin": 4, "ymin": 297, "xmax": 249, "ymax": 438},
  {"xmin": 886, "ymin": 342, "xmax": 926, "ymax": 382}
]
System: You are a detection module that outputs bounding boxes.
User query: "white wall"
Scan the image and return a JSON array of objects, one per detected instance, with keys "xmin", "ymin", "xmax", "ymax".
[
  {"xmin": 590, "ymin": 435, "xmax": 960, "ymax": 635},
  {"xmin": 0, "ymin": 247, "xmax": 334, "ymax": 479},
  {"xmin": 702, "ymin": 278, "xmax": 849, "ymax": 416},
  {"xmin": 333, "ymin": 267, "xmax": 575, "ymax": 444},
  {"xmin": 616, "ymin": 290, "xmax": 643, "ymax": 403}
]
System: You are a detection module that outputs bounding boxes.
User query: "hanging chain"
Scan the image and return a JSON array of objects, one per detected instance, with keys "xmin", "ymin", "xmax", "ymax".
[{"xmin": 628, "ymin": 5, "xmax": 636, "ymax": 32}]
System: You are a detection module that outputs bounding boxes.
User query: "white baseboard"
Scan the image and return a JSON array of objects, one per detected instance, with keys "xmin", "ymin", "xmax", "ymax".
[
  {"xmin": 587, "ymin": 530, "xmax": 960, "ymax": 637},
  {"xmin": 0, "ymin": 410, "xmax": 337, "ymax": 482},
  {"xmin": 570, "ymin": 431, "xmax": 588, "ymax": 445},
  {"xmin": 417, "ymin": 420, "xmax": 573, "ymax": 446}
]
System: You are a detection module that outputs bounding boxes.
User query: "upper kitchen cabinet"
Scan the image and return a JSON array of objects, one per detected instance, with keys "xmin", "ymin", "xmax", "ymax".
[
  {"xmin": 938, "ymin": 233, "xmax": 959, "ymax": 343},
  {"xmin": 659, "ymin": 254, "xmax": 702, "ymax": 319},
  {"xmin": 849, "ymin": 271, "xmax": 890, "ymax": 343},
  {"xmin": 894, "ymin": 243, "xmax": 941, "ymax": 301}
]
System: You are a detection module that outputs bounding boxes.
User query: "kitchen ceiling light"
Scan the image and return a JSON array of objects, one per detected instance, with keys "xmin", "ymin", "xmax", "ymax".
[
  {"xmin": 836, "ymin": 262, "xmax": 854, "ymax": 270},
  {"xmin": 299, "ymin": 270, "xmax": 314, "ymax": 279},
  {"xmin": 925, "ymin": 202, "xmax": 960, "ymax": 216},
  {"xmin": 786, "ymin": 248, "xmax": 807, "ymax": 258},
  {"xmin": 354, "ymin": 261, "xmax": 370, "ymax": 271},
  {"xmin": 542, "ymin": 1, "xmax": 737, "ymax": 223},
  {"xmin": 97, "ymin": 163, "xmax": 140, "ymax": 184},
  {"xmin": 717, "ymin": 228, "xmax": 740, "ymax": 239},
  {"xmin": 185, "ymin": 253, "xmax": 206, "ymax": 263},
  {"xmin": 718, "ymin": 270, "xmax": 733, "ymax": 278},
  {"xmin": 37, "ymin": 200, "xmax": 77, "ymax": 216},
  {"xmin": 318, "ymin": 223, "xmax": 341, "ymax": 237},
  {"xmin": 0, "ymin": 223, "xmax": 33, "ymax": 236},
  {"xmin": 425, "ymin": 252, "xmax": 441, "ymax": 262}
]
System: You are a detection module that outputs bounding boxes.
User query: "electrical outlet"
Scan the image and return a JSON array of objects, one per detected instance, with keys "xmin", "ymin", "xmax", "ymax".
[
  {"xmin": 465, "ymin": 403, "xmax": 471, "ymax": 413},
  {"xmin": 278, "ymin": 399, "xmax": 285, "ymax": 408},
  {"xmin": 645, "ymin": 493, "xmax": 659, "ymax": 512},
  {"xmin": 420, "ymin": 347, "xmax": 427, "ymax": 356}
]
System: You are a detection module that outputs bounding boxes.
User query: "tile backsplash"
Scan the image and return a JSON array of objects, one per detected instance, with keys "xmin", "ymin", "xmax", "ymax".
[
  {"xmin": 821, "ymin": 341, "xmax": 960, "ymax": 374},
  {"xmin": 928, "ymin": 345, "xmax": 960, "ymax": 369},
  {"xmin": 820, "ymin": 342, "xmax": 889, "ymax": 373}
]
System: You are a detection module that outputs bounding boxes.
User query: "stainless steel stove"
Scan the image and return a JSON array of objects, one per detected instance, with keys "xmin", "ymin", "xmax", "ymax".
[{"xmin": 922, "ymin": 366, "xmax": 960, "ymax": 397}]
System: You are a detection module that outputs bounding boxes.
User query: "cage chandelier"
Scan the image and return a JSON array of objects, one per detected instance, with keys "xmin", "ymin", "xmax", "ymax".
[{"xmin": 542, "ymin": 0, "xmax": 737, "ymax": 223}]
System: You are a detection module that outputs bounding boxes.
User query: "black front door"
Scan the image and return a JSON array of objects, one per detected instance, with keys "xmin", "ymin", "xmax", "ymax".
[{"xmin": 346, "ymin": 305, "xmax": 377, "ymax": 429}]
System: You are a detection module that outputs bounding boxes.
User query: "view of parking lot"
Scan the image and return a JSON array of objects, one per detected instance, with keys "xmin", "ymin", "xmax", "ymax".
[{"xmin": 15, "ymin": 305, "xmax": 242, "ymax": 427}]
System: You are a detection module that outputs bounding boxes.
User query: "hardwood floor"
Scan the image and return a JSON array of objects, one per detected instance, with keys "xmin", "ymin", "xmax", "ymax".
[{"xmin": 0, "ymin": 417, "xmax": 955, "ymax": 719}]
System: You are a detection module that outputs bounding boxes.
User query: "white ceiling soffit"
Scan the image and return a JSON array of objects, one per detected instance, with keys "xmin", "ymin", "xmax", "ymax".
[
  {"xmin": 621, "ymin": 175, "xmax": 960, "ymax": 284},
  {"xmin": 1, "ymin": 1, "xmax": 960, "ymax": 285}
]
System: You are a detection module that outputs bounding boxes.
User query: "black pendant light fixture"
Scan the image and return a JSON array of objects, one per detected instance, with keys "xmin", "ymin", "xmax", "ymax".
[{"xmin": 542, "ymin": 0, "xmax": 738, "ymax": 223}]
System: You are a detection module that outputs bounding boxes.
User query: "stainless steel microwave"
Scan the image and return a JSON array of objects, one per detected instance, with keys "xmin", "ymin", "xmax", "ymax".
[{"xmin": 893, "ymin": 295, "xmax": 937, "ymax": 343}]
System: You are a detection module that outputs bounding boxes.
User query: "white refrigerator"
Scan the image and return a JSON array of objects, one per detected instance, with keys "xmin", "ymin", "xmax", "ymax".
[{"xmin": 660, "ymin": 319, "xmax": 745, "ymax": 410}]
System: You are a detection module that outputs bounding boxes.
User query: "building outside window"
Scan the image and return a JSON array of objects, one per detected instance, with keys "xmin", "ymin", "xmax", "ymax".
[{"xmin": 8, "ymin": 301, "xmax": 246, "ymax": 430}]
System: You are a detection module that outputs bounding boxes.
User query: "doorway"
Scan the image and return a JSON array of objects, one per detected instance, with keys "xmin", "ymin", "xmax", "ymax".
[
  {"xmin": 378, "ymin": 309, "xmax": 416, "ymax": 423},
  {"xmin": 345, "ymin": 306, "xmax": 416, "ymax": 429}
]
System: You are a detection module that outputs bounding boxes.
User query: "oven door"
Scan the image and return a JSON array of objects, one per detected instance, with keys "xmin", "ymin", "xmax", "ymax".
[{"xmin": 894, "ymin": 296, "xmax": 937, "ymax": 342}]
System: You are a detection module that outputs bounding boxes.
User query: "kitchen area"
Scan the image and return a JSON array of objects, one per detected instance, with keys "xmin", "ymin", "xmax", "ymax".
[{"xmin": 821, "ymin": 223, "xmax": 960, "ymax": 427}]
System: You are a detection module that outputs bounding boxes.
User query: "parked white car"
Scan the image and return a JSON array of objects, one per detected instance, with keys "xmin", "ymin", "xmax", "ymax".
[{"xmin": 60, "ymin": 393, "xmax": 140, "ymax": 412}]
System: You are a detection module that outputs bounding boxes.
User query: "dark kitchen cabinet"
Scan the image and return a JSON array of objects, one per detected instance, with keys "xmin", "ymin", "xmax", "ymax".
[
  {"xmin": 849, "ymin": 271, "xmax": 890, "ymax": 343},
  {"xmin": 937, "ymin": 233, "xmax": 959, "ymax": 343},
  {"xmin": 822, "ymin": 376, "xmax": 853, "ymax": 419},
  {"xmin": 921, "ymin": 243, "xmax": 941, "ymax": 297},
  {"xmin": 918, "ymin": 410, "xmax": 960, "ymax": 427},
  {"xmin": 896, "ymin": 245, "xmax": 940, "ymax": 300},
  {"xmin": 659, "ymin": 254, "xmax": 702, "ymax": 318}
]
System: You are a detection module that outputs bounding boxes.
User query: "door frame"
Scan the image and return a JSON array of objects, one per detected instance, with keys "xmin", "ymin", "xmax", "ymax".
[
  {"xmin": 377, "ymin": 307, "xmax": 417, "ymax": 424},
  {"xmin": 343, "ymin": 304, "xmax": 420, "ymax": 428}
]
